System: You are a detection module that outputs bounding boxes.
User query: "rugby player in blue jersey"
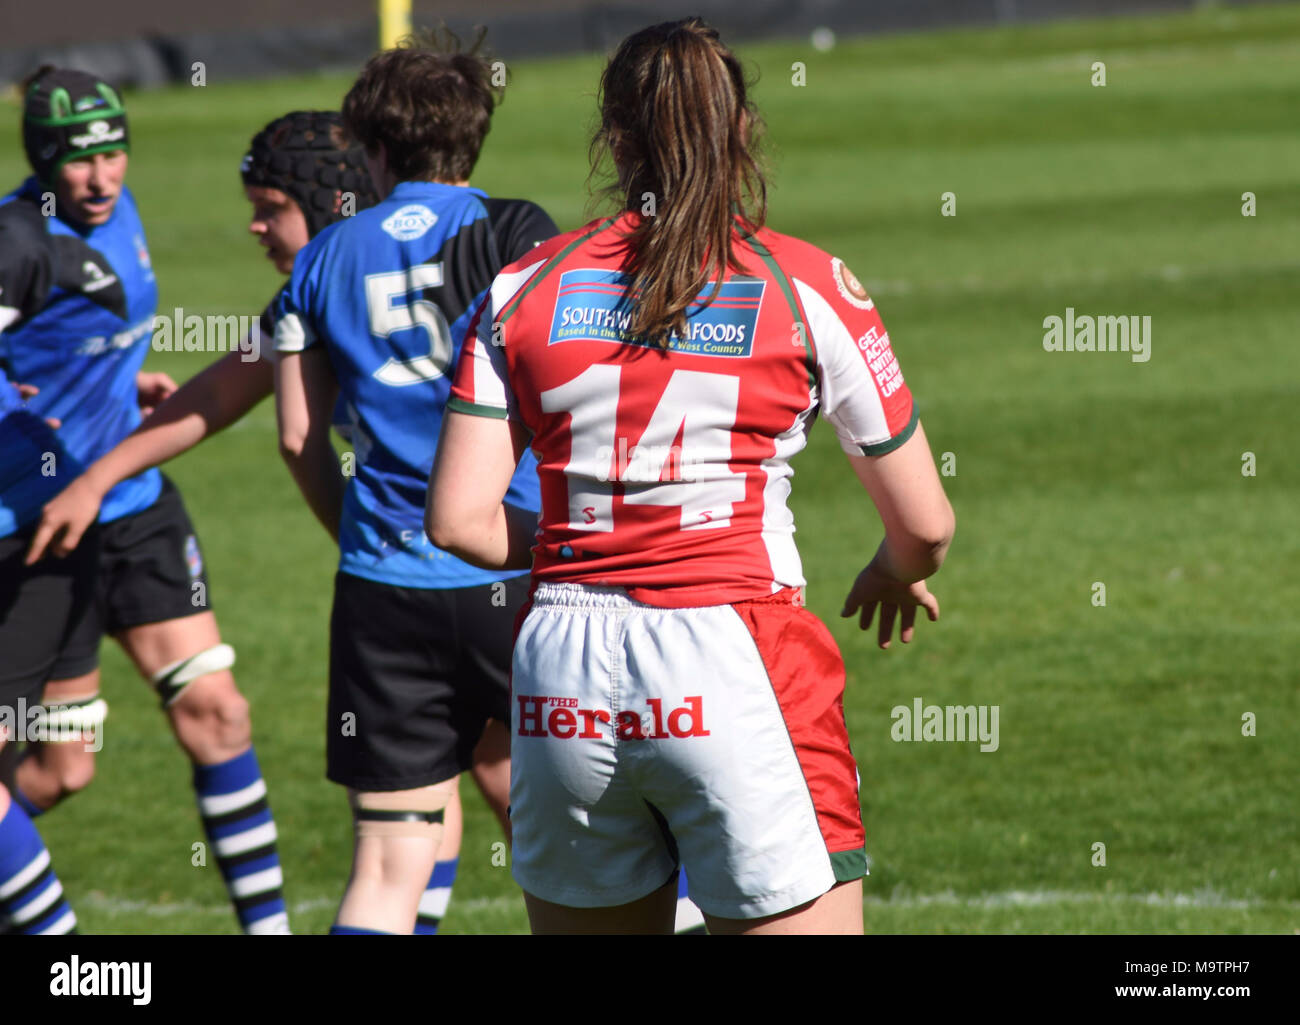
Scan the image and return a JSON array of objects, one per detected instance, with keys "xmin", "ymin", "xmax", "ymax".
[
  {"xmin": 0, "ymin": 368, "xmax": 88, "ymax": 934},
  {"xmin": 273, "ymin": 32, "xmax": 559, "ymax": 933},
  {"xmin": 26, "ymin": 109, "xmax": 524, "ymax": 934},
  {"xmin": 1, "ymin": 67, "xmax": 290, "ymax": 933}
]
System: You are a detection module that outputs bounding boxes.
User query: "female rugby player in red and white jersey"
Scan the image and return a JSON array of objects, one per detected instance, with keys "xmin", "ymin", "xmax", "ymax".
[{"xmin": 428, "ymin": 18, "xmax": 956, "ymax": 934}]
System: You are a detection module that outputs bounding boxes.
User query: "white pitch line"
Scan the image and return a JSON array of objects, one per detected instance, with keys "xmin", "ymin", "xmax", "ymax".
[
  {"xmin": 74, "ymin": 893, "xmax": 524, "ymax": 918},
  {"xmin": 71, "ymin": 889, "xmax": 1295, "ymax": 919},
  {"xmin": 864, "ymin": 889, "xmax": 1299, "ymax": 911}
]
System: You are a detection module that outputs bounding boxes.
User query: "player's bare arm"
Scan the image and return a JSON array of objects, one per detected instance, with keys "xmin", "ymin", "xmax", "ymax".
[
  {"xmin": 427, "ymin": 409, "xmax": 535, "ymax": 571},
  {"xmin": 27, "ymin": 351, "xmax": 272, "ymax": 563},
  {"xmin": 275, "ymin": 346, "xmax": 343, "ymax": 540},
  {"xmin": 841, "ymin": 421, "xmax": 955, "ymax": 648}
]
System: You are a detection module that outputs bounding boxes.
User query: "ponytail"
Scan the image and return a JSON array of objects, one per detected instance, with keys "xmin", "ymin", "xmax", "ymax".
[{"xmin": 591, "ymin": 18, "xmax": 767, "ymax": 347}]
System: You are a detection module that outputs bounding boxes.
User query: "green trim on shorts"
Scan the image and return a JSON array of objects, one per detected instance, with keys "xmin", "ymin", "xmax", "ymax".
[{"xmin": 830, "ymin": 847, "xmax": 869, "ymax": 882}]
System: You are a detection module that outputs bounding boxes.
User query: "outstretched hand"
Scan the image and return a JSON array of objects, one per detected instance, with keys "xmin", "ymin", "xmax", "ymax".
[
  {"xmin": 841, "ymin": 558, "xmax": 940, "ymax": 649},
  {"xmin": 25, "ymin": 475, "xmax": 105, "ymax": 564}
]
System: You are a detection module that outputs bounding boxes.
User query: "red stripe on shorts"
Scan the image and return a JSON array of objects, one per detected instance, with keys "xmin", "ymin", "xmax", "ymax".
[{"xmin": 731, "ymin": 590, "xmax": 865, "ymax": 855}]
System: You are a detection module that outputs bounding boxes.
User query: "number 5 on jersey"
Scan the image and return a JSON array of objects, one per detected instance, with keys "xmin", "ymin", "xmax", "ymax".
[
  {"xmin": 366, "ymin": 264, "xmax": 453, "ymax": 385},
  {"xmin": 541, "ymin": 365, "xmax": 746, "ymax": 532}
]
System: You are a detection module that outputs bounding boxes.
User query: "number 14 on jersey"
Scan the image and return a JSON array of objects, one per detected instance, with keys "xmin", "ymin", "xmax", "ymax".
[{"xmin": 540, "ymin": 365, "xmax": 747, "ymax": 532}]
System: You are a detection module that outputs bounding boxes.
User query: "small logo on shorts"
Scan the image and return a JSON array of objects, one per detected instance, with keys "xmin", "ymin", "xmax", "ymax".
[
  {"xmin": 184, "ymin": 535, "xmax": 203, "ymax": 579},
  {"xmin": 516, "ymin": 694, "xmax": 709, "ymax": 740}
]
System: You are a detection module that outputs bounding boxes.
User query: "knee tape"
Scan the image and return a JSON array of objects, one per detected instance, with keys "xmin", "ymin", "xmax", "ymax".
[
  {"xmin": 31, "ymin": 693, "xmax": 109, "ymax": 742},
  {"xmin": 151, "ymin": 643, "xmax": 235, "ymax": 707},
  {"xmin": 348, "ymin": 781, "xmax": 456, "ymax": 839}
]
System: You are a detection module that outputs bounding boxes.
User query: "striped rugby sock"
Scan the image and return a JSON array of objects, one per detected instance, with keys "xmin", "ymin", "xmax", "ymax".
[
  {"xmin": 0, "ymin": 797, "xmax": 76, "ymax": 934},
  {"xmin": 674, "ymin": 869, "xmax": 707, "ymax": 935},
  {"xmin": 11, "ymin": 785, "xmax": 44, "ymax": 819},
  {"xmin": 330, "ymin": 924, "xmax": 392, "ymax": 935},
  {"xmin": 193, "ymin": 748, "xmax": 291, "ymax": 935},
  {"xmin": 414, "ymin": 857, "xmax": 458, "ymax": 935}
]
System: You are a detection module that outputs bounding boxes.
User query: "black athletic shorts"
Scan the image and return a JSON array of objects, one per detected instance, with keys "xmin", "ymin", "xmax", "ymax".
[
  {"xmin": 326, "ymin": 570, "xmax": 527, "ymax": 791},
  {"xmin": 0, "ymin": 523, "xmax": 100, "ymax": 709},
  {"xmin": 56, "ymin": 475, "xmax": 212, "ymax": 678}
]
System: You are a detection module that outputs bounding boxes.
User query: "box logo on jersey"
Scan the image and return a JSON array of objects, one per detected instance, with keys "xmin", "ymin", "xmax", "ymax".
[
  {"xmin": 381, "ymin": 204, "xmax": 438, "ymax": 241},
  {"xmin": 549, "ymin": 270, "xmax": 764, "ymax": 357}
]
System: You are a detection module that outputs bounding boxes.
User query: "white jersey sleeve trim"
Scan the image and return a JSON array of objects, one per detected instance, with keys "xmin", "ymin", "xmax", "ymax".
[
  {"xmin": 0, "ymin": 305, "xmax": 20, "ymax": 332},
  {"xmin": 273, "ymin": 310, "xmax": 315, "ymax": 353}
]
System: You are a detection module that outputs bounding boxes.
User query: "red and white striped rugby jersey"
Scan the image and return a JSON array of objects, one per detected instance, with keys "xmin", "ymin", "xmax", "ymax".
[{"xmin": 448, "ymin": 211, "xmax": 917, "ymax": 608}]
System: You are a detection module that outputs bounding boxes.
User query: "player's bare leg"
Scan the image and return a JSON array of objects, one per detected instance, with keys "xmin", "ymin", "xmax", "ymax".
[
  {"xmin": 414, "ymin": 776, "xmax": 462, "ymax": 933},
  {"xmin": 13, "ymin": 671, "xmax": 102, "ymax": 811},
  {"xmin": 702, "ymin": 878, "xmax": 864, "ymax": 935},
  {"xmin": 411, "ymin": 720, "xmax": 509, "ymax": 934},
  {"xmin": 469, "ymin": 717, "xmax": 511, "ymax": 841},
  {"xmin": 336, "ymin": 780, "xmax": 456, "ymax": 934},
  {"xmin": 523, "ymin": 874, "xmax": 678, "ymax": 935},
  {"xmin": 116, "ymin": 613, "xmax": 250, "ymax": 764},
  {"xmin": 113, "ymin": 611, "xmax": 290, "ymax": 933},
  {"xmin": 0, "ymin": 736, "xmax": 78, "ymax": 933}
]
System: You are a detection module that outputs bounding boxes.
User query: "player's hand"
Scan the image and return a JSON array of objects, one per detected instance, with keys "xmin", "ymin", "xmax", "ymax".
[
  {"xmin": 25, "ymin": 475, "xmax": 105, "ymax": 564},
  {"xmin": 136, "ymin": 371, "xmax": 178, "ymax": 417},
  {"xmin": 840, "ymin": 558, "xmax": 940, "ymax": 649},
  {"xmin": 11, "ymin": 381, "xmax": 61, "ymax": 428}
]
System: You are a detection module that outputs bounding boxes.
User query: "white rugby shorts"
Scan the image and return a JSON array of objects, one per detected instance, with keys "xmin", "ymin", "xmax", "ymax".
[{"xmin": 509, "ymin": 581, "xmax": 867, "ymax": 920}]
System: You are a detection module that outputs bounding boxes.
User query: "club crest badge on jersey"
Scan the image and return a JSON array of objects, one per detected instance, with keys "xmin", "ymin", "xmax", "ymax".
[
  {"xmin": 184, "ymin": 535, "xmax": 203, "ymax": 579},
  {"xmin": 831, "ymin": 257, "xmax": 873, "ymax": 310},
  {"xmin": 548, "ymin": 269, "xmax": 764, "ymax": 357},
  {"xmin": 134, "ymin": 234, "xmax": 151, "ymax": 270},
  {"xmin": 381, "ymin": 204, "xmax": 438, "ymax": 241}
]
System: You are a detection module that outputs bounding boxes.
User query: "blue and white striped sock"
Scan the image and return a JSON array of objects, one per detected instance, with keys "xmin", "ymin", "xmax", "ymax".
[
  {"xmin": 0, "ymin": 797, "xmax": 77, "ymax": 934},
  {"xmin": 193, "ymin": 748, "xmax": 291, "ymax": 935},
  {"xmin": 414, "ymin": 857, "xmax": 458, "ymax": 935},
  {"xmin": 674, "ymin": 869, "xmax": 707, "ymax": 934},
  {"xmin": 330, "ymin": 924, "xmax": 392, "ymax": 935}
]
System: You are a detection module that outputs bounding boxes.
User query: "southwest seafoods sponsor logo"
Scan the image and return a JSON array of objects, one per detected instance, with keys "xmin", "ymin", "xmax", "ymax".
[{"xmin": 548, "ymin": 269, "xmax": 764, "ymax": 357}]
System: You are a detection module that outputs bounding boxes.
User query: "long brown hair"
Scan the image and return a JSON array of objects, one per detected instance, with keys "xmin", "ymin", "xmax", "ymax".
[{"xmin": 591, "ymin": 18, "xmax": 767, "ymax": 347}]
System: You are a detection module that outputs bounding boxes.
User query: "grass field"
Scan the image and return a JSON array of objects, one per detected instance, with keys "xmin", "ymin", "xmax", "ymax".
[{"xmin": 4, "ymin": 2, "xmax": 1298, "ymax": 934}]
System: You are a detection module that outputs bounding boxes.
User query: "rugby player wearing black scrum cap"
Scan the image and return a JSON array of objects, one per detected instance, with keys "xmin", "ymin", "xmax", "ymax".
[
  {"xmin": 7, "ymin": 68, "xmax": 292, "ymax": 934},
  {"xmin": 27, "ymin": 108, "xmax": 529, "ymax": 933}
]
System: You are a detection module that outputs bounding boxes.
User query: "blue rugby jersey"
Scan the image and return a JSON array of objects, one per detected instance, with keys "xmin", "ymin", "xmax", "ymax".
[
  {"xmin": 275, "ymin": 182, "xmax": 557, "ymax": 588},
  {"xmin": 0, "ymin": 177, "xmax": 161, "ymax": 523},
  {"xmin": 0, "ymin": 364, "xmax": 84, "ymax": 538}
]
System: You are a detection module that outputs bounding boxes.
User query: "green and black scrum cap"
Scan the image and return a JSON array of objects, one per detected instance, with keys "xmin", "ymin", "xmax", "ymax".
[{"xmin": 22, "ymin": 66, "xmax": 129, "ymax": 185}]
